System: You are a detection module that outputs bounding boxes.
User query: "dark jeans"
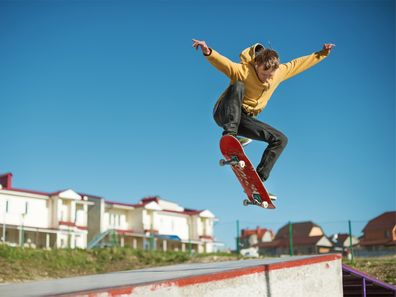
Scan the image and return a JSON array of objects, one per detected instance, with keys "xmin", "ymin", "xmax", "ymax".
[{"xmin": 213, "ymin": 81, "xmax": 288, "ymax": 181}]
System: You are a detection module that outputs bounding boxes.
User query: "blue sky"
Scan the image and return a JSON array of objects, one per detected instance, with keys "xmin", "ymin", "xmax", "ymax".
[{"xmin": 0, "ymin": 0, "xmax": 394, "ymax": 249}]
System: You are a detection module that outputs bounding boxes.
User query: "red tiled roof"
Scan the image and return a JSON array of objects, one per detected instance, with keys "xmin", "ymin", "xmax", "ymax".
[
  {"xmin": 7, "ymin": 188, "xmax": 90, "ymax": 200},
  {"xmin": 3, "ymin": 187, "xmax": 50, "ymax": 197},
  {"xmin": 255, "ymin": 235, "xmax": 330, "ymax": 249},
  {"xmin": 141, "ymin": 196, "xmax": 161, "ymax": 204},
  {"xmin": 362, "ymin": 211, "xmax": 396, "ymax": 232},
  {"xmin": 241, "ymin": 228, "xmax": 273, "ymax": 239},
  {"xmin": 275, "ymin": 221, "xmax": 323, "ymax": 239},
  {"xmin": 331, "ymin": 233, "xmax": 350, "ymax": 245},
  {"xmin": 0, "ymin": 172, "xmax": 13, "ymax": 189}
]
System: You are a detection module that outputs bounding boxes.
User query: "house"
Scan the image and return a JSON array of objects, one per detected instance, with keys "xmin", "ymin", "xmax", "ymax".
[
  {"xmin": 87, "ymin": 196, "xmax": 218, "ymax": 253},
  {"xmin": 86, "ymin": 195, "xmax": 142, "ymax": 249},
  {"xmin": 256, "ymin": 221, "xmax": 333, "ymax": 256},
  {"xmin": 0, "ymin": 173, "xmax": 220, "ymax": 252},
  {"xmin": 0, "ymin": 173, "xmax": 92, "ymax": 248},
  {"xmin": 240, "ymin": 227, "xmax": 274, "ymax": 249},
  {"xmin": 330, "ymin": 233, "xmax": 359, "ymax": 258},
  {"xmin": 359, "ymin": 211, "xmax": 396, "ymax": 253}
]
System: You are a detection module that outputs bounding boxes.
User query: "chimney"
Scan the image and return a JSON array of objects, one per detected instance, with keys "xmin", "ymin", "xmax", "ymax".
[{"xmin": 0, "ymin": 173, "xmax": 13, "ymax": 189}]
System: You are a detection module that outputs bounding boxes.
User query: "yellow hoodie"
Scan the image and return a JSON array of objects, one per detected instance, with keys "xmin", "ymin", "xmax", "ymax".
[{"xmin": 206, "ymin": 43, "xmax": 329, "ymax": 116}]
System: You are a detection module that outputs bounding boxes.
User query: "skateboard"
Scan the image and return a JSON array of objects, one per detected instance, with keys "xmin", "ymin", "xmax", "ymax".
[{"xmin": 219, "ymin": 135, "xmax": 276, "ymax": 209}]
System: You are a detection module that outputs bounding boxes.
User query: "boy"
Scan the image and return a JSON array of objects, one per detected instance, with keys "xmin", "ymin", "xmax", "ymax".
[{"xmin": 193, "ymin": 39, "xmax": 335, "ymax": 183}]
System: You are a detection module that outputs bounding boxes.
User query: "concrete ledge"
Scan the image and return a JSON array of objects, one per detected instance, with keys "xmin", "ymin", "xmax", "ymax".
[{"xmin": 0, "ymin": 254, "xmax": 343, "ymax": 297}]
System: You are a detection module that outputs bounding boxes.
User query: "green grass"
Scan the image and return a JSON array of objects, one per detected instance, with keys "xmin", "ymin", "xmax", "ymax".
[
  {"xmin": 0, "ymin": 245, "xmax": 237, "ymax": 283},
  {"xmin": 344, "ymin": 256, "xmax": 396, "ymax": 285}
]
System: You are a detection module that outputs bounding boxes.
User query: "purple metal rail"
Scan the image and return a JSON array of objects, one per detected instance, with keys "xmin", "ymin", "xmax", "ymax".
[{"xmin": 343, "ymin": 264, "xmax": 396, "ymax": 297}]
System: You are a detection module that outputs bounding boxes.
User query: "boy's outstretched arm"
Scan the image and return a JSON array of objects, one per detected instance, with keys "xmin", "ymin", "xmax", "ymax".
[
  {"xmin": 192, "ymin": 38, "xmax": 244, "ymax": 81},
  {"xmin": 280, "ymin": 43, "xmax": 336, "ymax": 81}
]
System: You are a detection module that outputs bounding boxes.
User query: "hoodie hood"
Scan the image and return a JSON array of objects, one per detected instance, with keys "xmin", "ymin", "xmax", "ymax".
[{"xmin": 239, "ymin": 43, "xmax": 264, "ymax": 64}]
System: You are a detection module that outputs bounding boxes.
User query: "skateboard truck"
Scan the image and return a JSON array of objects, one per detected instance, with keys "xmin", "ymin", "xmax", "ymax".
[
  {"xmin": 243, "ymin": 193, "xmax": 269, "ymax": 208},
  {"xmin": 219, "ymin": 156, "xmax": 246, "ymax": 169}
]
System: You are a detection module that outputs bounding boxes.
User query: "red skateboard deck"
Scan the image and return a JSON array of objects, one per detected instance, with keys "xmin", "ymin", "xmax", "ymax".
[{"xmin": 219, "ymin": 135, "xmax": 276, "ymax": 209}]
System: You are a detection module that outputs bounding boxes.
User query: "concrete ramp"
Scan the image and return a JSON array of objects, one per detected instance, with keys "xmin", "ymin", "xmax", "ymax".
[{"xmin": 0, "ymin": 254, "xmax": 342, "ymax": 297}]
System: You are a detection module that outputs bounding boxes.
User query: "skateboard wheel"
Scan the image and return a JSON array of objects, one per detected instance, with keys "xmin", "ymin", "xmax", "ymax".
[
  {"xmin": 219, "ymin": 159, "xmax": 226, "ymax": 166},
  {"xmin": 262, "ymin": 201, "xmax": 269, "ymax": 208},
  {"xmin": 243, "ymin": 199, "xmax": 250, "ymax": 206},
  {"xmin": 238, "ymin": 160, "xmax": 246, "ymax": 168}
]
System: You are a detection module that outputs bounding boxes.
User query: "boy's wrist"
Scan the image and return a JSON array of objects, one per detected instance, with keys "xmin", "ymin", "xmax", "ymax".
[
  {"xmin": 317, "ymin": 48, "xmax": 330, "ymax": 56},
  {"xmin": 203, "ymin": 48, "xmax": 212, "ymax": 56}
]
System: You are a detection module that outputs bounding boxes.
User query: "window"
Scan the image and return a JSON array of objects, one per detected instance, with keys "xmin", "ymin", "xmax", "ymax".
[
  {"xmin": 108, "ymin": 214, "xmax": 119, "ymax": 227},
  {"xmin": 25, "ymin": 202, "xmax": 29, "ymax": 215}
]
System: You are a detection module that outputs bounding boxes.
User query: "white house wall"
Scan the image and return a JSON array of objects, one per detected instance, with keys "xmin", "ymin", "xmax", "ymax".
[
  {"xmin": 0, "ymin": 193, "xmax": 49, "ymax": 229},
  {"xmin": 75, "ymin": 203, "xmax": 87, "ymax": 226},
  {"xmin": 317, "ymin": 236, "xmax": 333, "ymax": 247},
  {"xmin": 262, "ymin": 232, "xmax": 273, "ymax": 242},
  {"xmin": 197, "ymin": 217, "xmax": 203, "ymax": 236},
  {"xmin": 129, "ymin": 210, "xmax": 143, "ymax": 233},
  {"xmin": 104, "ymin": 209, "xmax": 129, "ymax": 231},
  {"xmin": 195, "ymin": 217, "xmax": 212, "ymax": 238},
  {"xmin": 204, "ymin": 219, "xmax": 213, "ymax": 237},
  {"xmin": 190, "ymin": 217, "xmax": 198, "ymax": 239},
  {"xmin": 142, "ymin": 209, "xmax": 151, "ymax": 231},
  {"xmin": 309, "ymin": 227, "xmax": 324, "ymax": 237},
  {"xmin": 157, "ymin": 213, "xmax": 189, "ymax": 240},
  {"xmin": 75, "ymin": 232, "xmax": 87, "ymax": 249},
  {"xmin": 157, "ymin": 200, "xmax": 184, "ymax": 212}
]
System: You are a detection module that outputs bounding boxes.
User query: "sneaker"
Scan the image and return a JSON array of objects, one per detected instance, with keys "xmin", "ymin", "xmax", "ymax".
[
  {"xmin": 222, "ymin": 131, "xmax": 237, "ymax": 137},
  {"xmin": 237, "ymin": 136, "xmax": 252, "ymax": 147}
]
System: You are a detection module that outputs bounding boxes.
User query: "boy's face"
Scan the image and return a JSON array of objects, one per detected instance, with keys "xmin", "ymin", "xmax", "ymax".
[{"xmin": 255, "ymin": 64, "xmax": 277, "ymax": 83}]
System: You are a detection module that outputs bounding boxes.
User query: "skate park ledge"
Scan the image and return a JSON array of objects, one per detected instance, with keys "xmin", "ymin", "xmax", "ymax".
[{"xmin": 0, "ymin": 253, "xmax": 343, "ymax": 297}]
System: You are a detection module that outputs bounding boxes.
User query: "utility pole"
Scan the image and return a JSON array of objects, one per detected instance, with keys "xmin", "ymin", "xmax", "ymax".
[
  {"xmin": 236, "ymin": 220, "xmax": 240, "ymax": 255},
  {"xmin": 289, "ymin": 221, "xmax": 293, "ymax": 256},
  {"xmin": 348, "ymin": 220, "xmax": 355, "ymax": 262}
]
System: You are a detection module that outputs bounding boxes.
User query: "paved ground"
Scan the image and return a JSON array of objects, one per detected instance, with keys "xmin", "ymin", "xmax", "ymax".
[{"xmin": 0, "ymin": 255, "xmax": 316, "ymax": 297}]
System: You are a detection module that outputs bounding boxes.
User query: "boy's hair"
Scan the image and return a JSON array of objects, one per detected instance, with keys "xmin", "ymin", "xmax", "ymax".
[{"xmin": 254, "ymin": 48, "xmax": 280, "ymax": 70}]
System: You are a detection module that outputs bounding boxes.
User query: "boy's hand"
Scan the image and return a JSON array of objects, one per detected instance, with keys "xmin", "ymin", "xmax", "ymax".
[
  {"xmin": 192, "ymin": 39, "xmax": 211, "ymax": 55},
  {"xmin": 322, "ymin": 43, "xmax": 336, "ymax": 53}
]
